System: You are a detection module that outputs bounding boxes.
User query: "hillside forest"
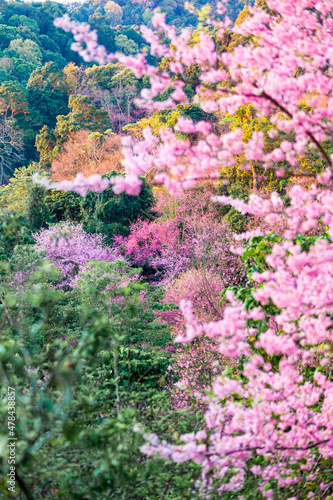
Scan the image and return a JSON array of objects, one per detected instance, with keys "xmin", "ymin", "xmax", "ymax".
[{"xmin": 1, "ymin": 0, "xmax": 333, "ymax": 499}]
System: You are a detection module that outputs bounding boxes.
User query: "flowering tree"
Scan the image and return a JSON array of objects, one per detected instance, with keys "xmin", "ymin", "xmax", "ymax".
[
  {"xmin": 142, "ymin": 186, "xmax": 333, "ymax": 496},
  {"xmin": 167, "ymin": 336, "xmax": 228, "ymax": 411},
  {"xmin": 165, "ymin": 269, "xmax": 225, "ymax": 320},
  {"xmin": 32, "ymin": 0, "xmax": 333, "ymax": 496},
  {"xmin": 164, "ymin": 269, "xmax": 235, "ymax": 413},
  {"xmin": 51, "ymin": 131, "xmax": 123, "ymax": 181},
  {"xmin": 34, "ymin": 222, "xmax": 118, "ymax": 288},
  {"xmin": 114, "ymin": 218, "xmax": 190, "ymax": 282},
  {"xmin": 115, "ymin": 184, "xmax": 246, "ymax": 284}
]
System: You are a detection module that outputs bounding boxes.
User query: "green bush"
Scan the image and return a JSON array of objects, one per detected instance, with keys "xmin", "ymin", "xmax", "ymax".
[
  {"xmin": 0, "ymin": 251, "xmax": 205, "ymax": 499},
  {"xmin": 27, "ymin": 173, "xmax": 156, "ymax": 244},
  {"xmin": 0, "ymin": 211, "xmax": 34, "ymax": 261}
]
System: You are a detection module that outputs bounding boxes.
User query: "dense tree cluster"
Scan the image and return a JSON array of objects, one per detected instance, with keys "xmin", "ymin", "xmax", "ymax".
[
  {"xmin": 0, "ymin": 0, "xmax": 150, "ymax": 182},
  {"xmin": 0, "ymin": 0, "xmax": 246, "ymax": 184},
  {"xmin": 71, "ymin": 0, "xmax": 247, "ymax": 29}
]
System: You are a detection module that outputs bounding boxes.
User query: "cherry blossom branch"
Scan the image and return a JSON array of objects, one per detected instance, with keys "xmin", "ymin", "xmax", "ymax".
[
  {"xmin": 260, "ymin": 91, "xmax": 333, "ymax": 170},
  {"xmin": 204, "ymin": 438, "xmax": 330, "ymax": 457}
]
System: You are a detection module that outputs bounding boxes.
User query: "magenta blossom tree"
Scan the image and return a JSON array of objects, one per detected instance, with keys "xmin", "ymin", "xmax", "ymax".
[
  {"xmin": 114, "ymin": 218, "xmax": 191, "ymax": 283},
  {"xmin": 114, "ymin": 215, "xmax": 245, "ymax": 285},
  {"xmin": 34, "ymin": 222, "xmax": 118, "ymax": 288}
]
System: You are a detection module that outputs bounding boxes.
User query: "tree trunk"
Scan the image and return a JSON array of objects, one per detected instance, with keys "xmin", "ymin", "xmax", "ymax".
[
  {"xmin": 251, "ymin": 162, "xmax": 257, "ymax": 193},
  {"xmin": 113, "ymin": 352, "xmax": 121, "ymax": 415}
]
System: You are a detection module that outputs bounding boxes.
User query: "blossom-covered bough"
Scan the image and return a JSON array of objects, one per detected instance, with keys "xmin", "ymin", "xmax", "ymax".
[
  {"xmin": 37, "ymin": 0, "xmax": 333, "ymax": 197},
  {"xmin": 37, "ymin": 0, "xmax": 333, "ymax": 495}
]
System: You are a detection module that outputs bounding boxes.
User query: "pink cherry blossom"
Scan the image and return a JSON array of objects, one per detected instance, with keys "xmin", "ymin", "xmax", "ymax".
[{"xmin": 34, "ymin": 222, "xmax": 118, "ymax": 288}]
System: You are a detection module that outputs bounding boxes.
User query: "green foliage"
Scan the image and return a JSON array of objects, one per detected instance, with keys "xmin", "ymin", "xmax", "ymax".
[
  {"xmin": 0, "ymin": 211, "xmax": 33, "ymax": 260},
  {"xmin": 2, "ymin": 170, "xmax": 156, "ymax": 242},
  {"xmin": 0, "ymin": 1, "xmax": 80, "ymax": 74},
  {"xmin": 241, "ymin": 231, "xmax": 332, "ymax": 275},
  {"xmin": 56, "ymin": 94, "xmax": 110, "ymax": 136},
  {"xmin": 27, "ymin": 62, "xmax": 69, "ymax": 130},
  {"xmin": 0, "ymin": 24, "xmax": 22, "ymax": 51},
  {"xmin": 2, "ymin": 58, "xmax": 37, "ymax": 85},
  {"xmin": 0, "ymin": 80, "xmax": 29, "ymax": 116},
  {"xmin": 72, "ymin": 0, "xmax": 245, "ymax": 29},
  {"xmin": 5, "ymin": 38, "xmax": 43, "ymax": 66},
  {"xmin": 115, "ymin": 33, "xmax": 138, "ymax": 55},
  {"xmin": 124, "ymin": 103, "xmax": 217, "ymax": 140},
  {"xmin": 26, "ymin": 184, "xmax": 48, "ymax": 231},
  {"xmin": 219, "ymin": 182, "xmax": 250, "ymax": 232},
  {"xmin": 241, "ymin": 233, "xmax": 281, "ymax": 274},
  {"xmin": 0, "ymin": 164, "xmax": 36, "ymax": 213},
  {"xmin": 85, "ymin": 62, "xmax": 120, "ymax": 90},
  {"xmin": 0, "ymin": 247, "xmax": 205, "ymax": 499},
  {"xmin": 8, "ymin": 14, "xmax": 40, "ymax": 35},
  {"xmin": 45, "ymin": 190, "xmax": 82, "ymax": 223},
  {"xmin": 34, "ymin": 125, "xmax": 57, "ymax": 169},
  {"xmin": 80, "ymin": 173, "xmax": 156, "ymax": 243}
]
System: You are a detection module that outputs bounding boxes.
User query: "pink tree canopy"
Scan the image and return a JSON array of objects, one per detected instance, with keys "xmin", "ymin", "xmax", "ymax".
[{"xmin": 34, "ymin": 222, "xmax": 118, "ymax": 287}]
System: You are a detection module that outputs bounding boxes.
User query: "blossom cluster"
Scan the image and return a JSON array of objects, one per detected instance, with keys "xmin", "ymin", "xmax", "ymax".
[
  {"xmin": 114, "ymin": 218, "xmax": 190, "ymax": 283},
  {"xmin": 142, "ymin": 182, "xmax": 333, "ymax": 494},
  {"xmin": 34, "ymin": 222, "xmax": 118, "ymax": 287},
  {"xmin": 33, "ymin": 172, "xmax": 143, "ymax": 197}
]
